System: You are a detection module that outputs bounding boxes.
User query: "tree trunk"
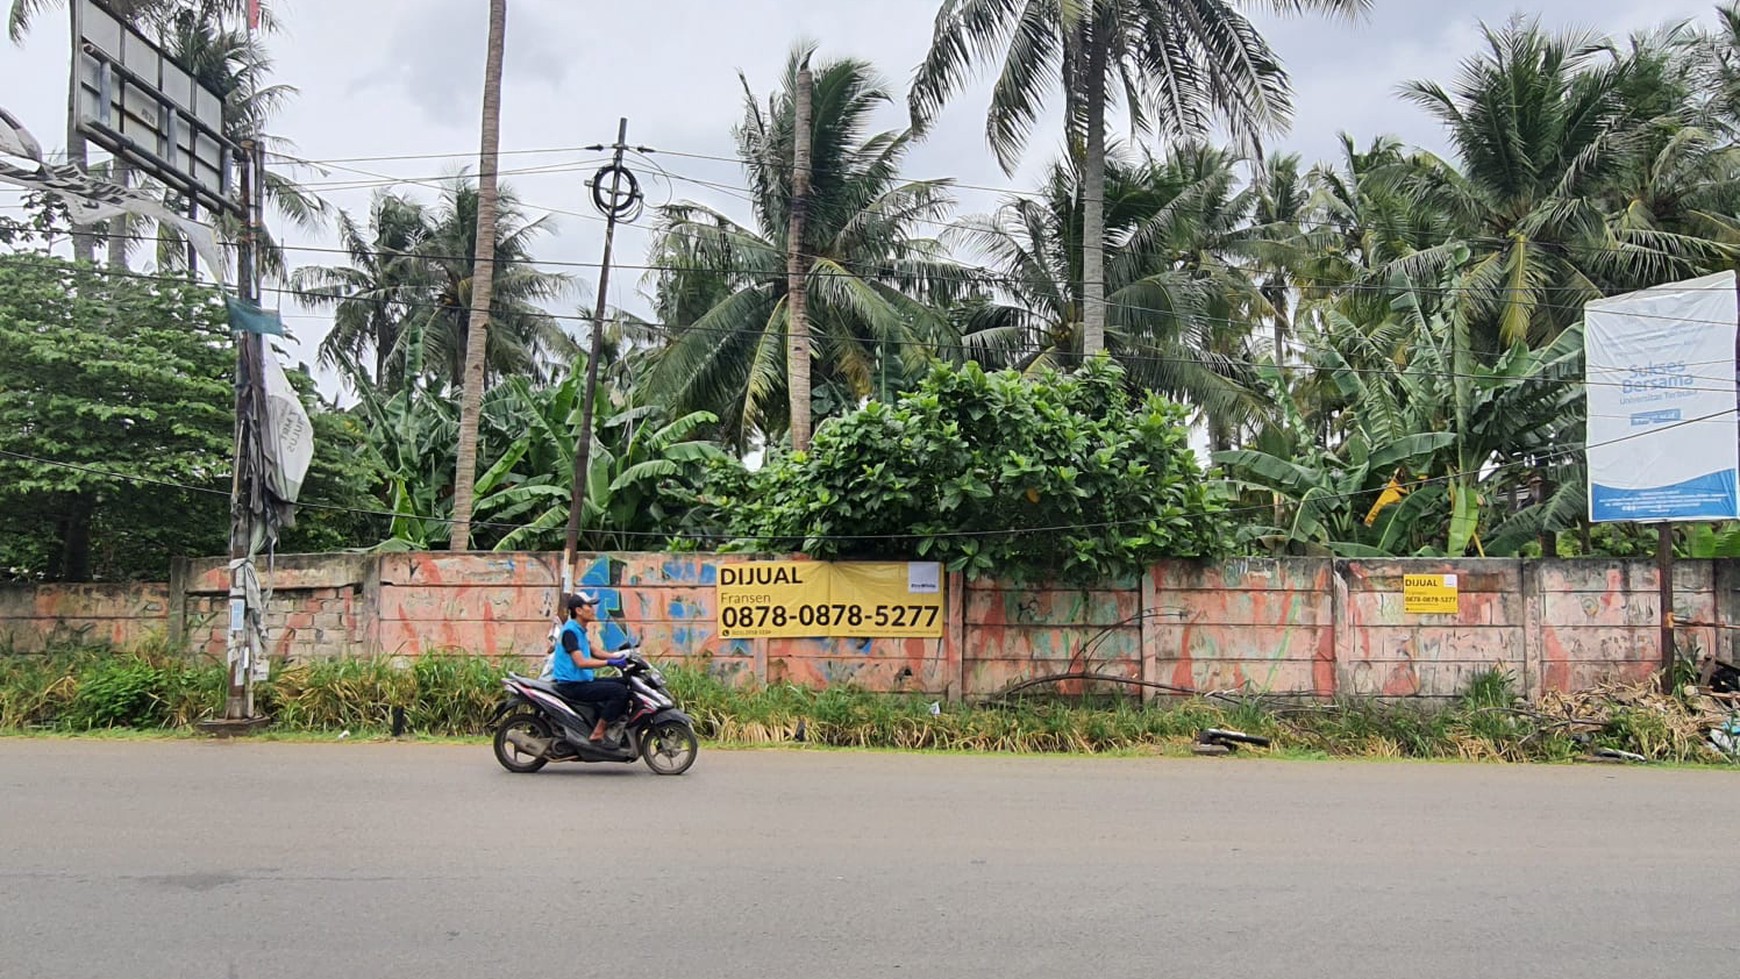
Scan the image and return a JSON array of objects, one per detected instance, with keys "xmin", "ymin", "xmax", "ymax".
[
  {"xmin": 375, "ymin": 317, "xmax": 398, "ymax": 392},
  {"xmin": 448, "ymin": 0, "xmax": 507, "ymax": 551},
  {"xmin": 1271, "ymin": 286, "xmax": 1290, "ymax": 367},
  {"xmin": 1080, "ymin": 32, "xmax": 1108, "ymax": 359},
  {"xmin": 57, "ymin": 492, "xmax": 95, "ymax": 583},
  {"xmin": 786, "ymin": 60, "xmax": 814, "ymax": 451},
  {"xmin": 67, "ymin": 9, "xmax": 95, "ymax": 265},
  {"xmin": 106, "ymin": 161, "xmax": 133, "ymax": 270}
]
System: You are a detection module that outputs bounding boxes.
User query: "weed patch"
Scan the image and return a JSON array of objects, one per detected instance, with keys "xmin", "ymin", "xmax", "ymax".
[{"xmin": 4, "ymin": 651, "xmax": 1737, "ymax": 765}]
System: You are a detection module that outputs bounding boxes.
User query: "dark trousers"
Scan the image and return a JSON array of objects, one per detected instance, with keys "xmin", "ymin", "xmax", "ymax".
[{"xmin": 553, "ymin": 679, "xmax": 630, "ymax": 724}]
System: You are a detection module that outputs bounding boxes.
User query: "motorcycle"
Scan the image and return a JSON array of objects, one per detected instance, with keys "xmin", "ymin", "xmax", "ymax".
[{"xmin": 490, "ymin": 648, "xmax": 698, "ymax": 776}]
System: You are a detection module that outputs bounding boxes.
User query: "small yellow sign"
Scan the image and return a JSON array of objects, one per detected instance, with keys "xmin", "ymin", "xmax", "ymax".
[
  {"xmin": 1403, "ymin": 574, "xmax": 1460, "ymax": 614},
  {"xmin": 716, "ymin": 561, "xmax": 945, "ymax": 639}
]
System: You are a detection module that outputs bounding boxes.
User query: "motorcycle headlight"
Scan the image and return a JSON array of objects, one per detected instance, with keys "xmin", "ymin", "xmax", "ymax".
[{"xmin": 647, "ymin": 668, "xmax": 664, "ymax": 683}]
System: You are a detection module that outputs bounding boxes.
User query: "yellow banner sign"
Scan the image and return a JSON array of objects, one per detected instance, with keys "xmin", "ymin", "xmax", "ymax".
[
  {"xmin": 1403, "ymin": 574, "xmax": 1459, "ymax": 614},
  {"xmin": 716, "ymin": 561, "xmax": 945, "ymax": 639}
]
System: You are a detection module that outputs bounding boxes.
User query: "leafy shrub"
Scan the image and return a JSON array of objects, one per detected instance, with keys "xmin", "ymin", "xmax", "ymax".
[
  {"xmin": 722, "ymin": 358, "xmax": 1230, "ymax": 582},
  {"xmin": 61, "ymin": 658, "xmax": 168, "ymax": 729}
]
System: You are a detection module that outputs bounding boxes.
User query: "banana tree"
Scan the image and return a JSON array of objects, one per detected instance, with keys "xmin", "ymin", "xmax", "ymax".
[
  {"xmin": 1227, "ymin": 298, "xmax": 1585, "ymax": 557},
  {"xmin": 1214, "ymin": 364, "xmax": 1453, "ymax": 555},
  {"xmin": 470, "ymin": 372, "xmax": 732, "ymax": 552}
]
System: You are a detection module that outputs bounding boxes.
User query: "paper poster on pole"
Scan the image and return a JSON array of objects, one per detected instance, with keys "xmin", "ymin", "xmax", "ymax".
[{"xmin": 1585, "ymin": 270, "xmax": 1740, "ymax": 523}]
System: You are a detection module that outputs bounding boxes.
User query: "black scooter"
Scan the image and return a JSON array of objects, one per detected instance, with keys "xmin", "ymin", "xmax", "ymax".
[{"xmin": 490, "ymin": 651, "xmax": 698, "ymax": 775}]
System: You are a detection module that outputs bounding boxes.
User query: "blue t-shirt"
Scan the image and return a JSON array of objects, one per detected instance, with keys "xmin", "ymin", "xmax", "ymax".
[{"xmin": 551, "ymin": 620, "xmax": 594, "ymax": 682}]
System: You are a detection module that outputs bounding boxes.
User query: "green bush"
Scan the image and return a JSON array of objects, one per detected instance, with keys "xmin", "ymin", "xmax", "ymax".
[{"xmin": 720, "ymin": 358, "xmax": 1230, "ymax": 582}]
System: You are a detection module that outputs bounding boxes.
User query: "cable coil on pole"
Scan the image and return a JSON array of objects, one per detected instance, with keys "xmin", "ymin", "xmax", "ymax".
[{"xmin": 590, "ymin": 162, "xmax": 643, "ymax": 222}]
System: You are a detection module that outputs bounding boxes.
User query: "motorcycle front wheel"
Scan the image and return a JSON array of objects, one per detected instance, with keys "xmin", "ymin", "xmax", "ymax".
[
  {"xmin": 641, "ymin": 720, "xmax": 698, "ymax": 776},
  {"xmin": 493, "ymin": 713, "xmax": 552, "ymax": 773}
]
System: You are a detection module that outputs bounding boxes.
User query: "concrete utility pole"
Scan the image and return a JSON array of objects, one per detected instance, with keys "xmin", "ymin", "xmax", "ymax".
[
  {"xmin": 785, "ymin": 59, "xmax": 814, "ymax": 452},
  {"xmin": 215, "ymin": 140, "xmax": 267, "ymax": 728},
  {"xmin": 562, "ymin": 118, "xmax": 638, "ymax": 595}
]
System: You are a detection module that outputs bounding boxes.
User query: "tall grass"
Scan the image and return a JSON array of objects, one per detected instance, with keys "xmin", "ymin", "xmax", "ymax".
[{"xmin": 2, "ymin": 648, "xmax": 1733, "ymax": 764}]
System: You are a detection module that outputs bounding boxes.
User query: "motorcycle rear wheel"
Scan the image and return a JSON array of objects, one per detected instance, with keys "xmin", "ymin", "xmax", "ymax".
[
  {"xmin": 493, "ymin": 713, "xmax": 552, "ymax": 773},
  {"xmin": 641, "ymin": 720, "xmax": 698, "ymax": 776}
]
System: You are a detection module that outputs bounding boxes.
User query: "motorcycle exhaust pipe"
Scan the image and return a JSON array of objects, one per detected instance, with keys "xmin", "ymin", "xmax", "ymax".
[{"xmin": 503, "ymin": 729, "xmax": 552, "ymax": 757}]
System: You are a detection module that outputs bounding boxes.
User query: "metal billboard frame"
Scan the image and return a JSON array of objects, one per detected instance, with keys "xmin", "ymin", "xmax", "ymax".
[{"xmin": 72, "ymin": 0, "xmax": 241, "ymax": 217}]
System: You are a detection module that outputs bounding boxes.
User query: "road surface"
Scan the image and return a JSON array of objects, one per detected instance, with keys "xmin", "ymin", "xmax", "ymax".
[{"xmin": 2, "ymin": 740, "xmax": 1735, "ymax": 978}]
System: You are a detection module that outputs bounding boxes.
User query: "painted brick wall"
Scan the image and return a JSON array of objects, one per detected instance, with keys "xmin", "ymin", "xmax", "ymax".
[{"xmin": 2, "ymin": 553, "xmax": 1727, "ymax": 701}]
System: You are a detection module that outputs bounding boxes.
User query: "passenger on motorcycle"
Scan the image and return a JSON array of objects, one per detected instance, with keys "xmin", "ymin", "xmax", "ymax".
[{"xmin": 551, "ymin": 591, "xmax": 629, "ymax": 742}]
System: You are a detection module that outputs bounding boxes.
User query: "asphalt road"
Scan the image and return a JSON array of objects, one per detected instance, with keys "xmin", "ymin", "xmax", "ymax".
[{"xmin": 2, "ymin": 740, "xmax": 1736, "ymax": 979}]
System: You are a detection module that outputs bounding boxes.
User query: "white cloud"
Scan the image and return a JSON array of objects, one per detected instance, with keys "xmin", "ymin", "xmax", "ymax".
[{"xmin": 0, "ymin": 0, "xmax": 1728, "ymax": 395}]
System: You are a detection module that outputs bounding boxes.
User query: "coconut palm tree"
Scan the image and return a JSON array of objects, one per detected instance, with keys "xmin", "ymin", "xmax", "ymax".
[
  {"xmin": 955, "ymin": 144, "xmax": 1269, "ymax": 449},
  {"xmin": 1397, "ymin": 18, "xmax": 1728, "ymax": 352},
  {"xmin": 416, "ymin": 178, "xmax": 573, "ymax": 390},
  {"xmin": 291, "ymin": 191, "xmax": 430, "ymax": 392},
  {"xmin": 642, "ymin": 45, "xmax": 962, "ymax": 452},
  {"xmin": 910, "ymin": 0, "xmax": 1369, "ymax": 358},
  {"xmin": 292, "ymin": 179, "xmax": 574, "ymax": 397}
]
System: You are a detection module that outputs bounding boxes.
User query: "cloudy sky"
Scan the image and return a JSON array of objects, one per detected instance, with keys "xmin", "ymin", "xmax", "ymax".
[{"xmin": 0, "ymin": 0, "xmax": 1724, "ymax": 390}]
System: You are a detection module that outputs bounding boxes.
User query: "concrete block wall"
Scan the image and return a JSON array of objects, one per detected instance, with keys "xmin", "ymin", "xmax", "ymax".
[
  {"xmin": 2, "ymin": 552, "xmax": 1726, "ymax": 701},
  {"xmin": 1147, "ymin": 559, "xmax": 1335, "ymax": 698},
  {"xmin": 0, "ymin": 583, "xmax": 171, "ymax": 651},
  {"xmin": 962, "ymin": 579, "xmax": 1139, "ymax": 697}
]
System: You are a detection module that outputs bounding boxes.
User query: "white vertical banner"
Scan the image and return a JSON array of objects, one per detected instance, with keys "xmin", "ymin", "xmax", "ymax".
[{"xmin": 1585, "ymin": 270, "xmax": 1740, "ymax": 523}]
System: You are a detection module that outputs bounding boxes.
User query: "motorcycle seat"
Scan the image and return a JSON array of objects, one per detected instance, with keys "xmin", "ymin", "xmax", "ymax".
[{"xmin": 510, "ymin": 673, "xmax": 599, "ymax": 711}]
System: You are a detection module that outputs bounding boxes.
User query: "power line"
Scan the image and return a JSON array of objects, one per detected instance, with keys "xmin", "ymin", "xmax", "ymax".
[
  {"xmin": 5, "ymin": 251, "xmax": 1736, "ymax": 397},
  {"xmin": 46, "ymin": 215, "xmax": 1740, "ymax": 340},
  {"xmin": 266, "ymin": 145, "xmax": 607, "ymax": 166}
]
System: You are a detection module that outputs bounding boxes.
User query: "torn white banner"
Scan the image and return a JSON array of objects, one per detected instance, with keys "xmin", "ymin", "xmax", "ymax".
[
  {"xmin": 0, "ymin": 106, "xmax": 228, "ymax": 276},
  {"xmin": 260, "ymin": 351, "xmax": 314, "ymax": 504}
]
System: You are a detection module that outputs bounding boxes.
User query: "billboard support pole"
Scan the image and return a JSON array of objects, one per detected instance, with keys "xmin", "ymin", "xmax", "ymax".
[{"xmin": 1659, "ymin": 522, "xmax": 1675, "ymax": 690}]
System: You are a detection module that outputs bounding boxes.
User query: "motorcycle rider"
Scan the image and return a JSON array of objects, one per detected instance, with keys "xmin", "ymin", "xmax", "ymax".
[{"xmin": 551, "ymin": 591, "xmax": 629, "ymax": 742}]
